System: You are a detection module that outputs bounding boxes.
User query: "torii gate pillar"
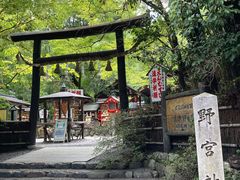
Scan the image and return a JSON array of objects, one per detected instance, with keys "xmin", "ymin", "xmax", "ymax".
[
  {"xmin": 116, "ymin": 30, "xmax": 129, "ymax": 111},
  {"xmin": 29, "ymin": 40, "xmax": 41, "ymax": 145}
]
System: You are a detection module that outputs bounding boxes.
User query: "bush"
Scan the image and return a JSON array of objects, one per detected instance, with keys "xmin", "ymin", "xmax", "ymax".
[
  {"xmin": 160, "ymin": 136, "xmax": 198, "ymax": 180},
  {"xmin": 94, "ymin": 111, "xmax": 148, "ymax": 169}
]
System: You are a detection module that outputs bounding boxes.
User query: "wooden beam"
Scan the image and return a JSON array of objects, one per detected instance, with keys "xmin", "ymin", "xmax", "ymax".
[
  {"xmin": 43, "ymin": 102, "xmax": 47, "ymax": 142},
  {"xmin": 38, "ymin": 50, "xmax": 118, "ymax": 65},
  {"xmin": 29, "ymin": 40, "xmax": 41, "ymax": 145},
  {"xmin": 11, "ymin": 14, "xmax": 148, "ymax": 42},
  {"xmin": 161, "ymin": 91, "xmax": 171, "ymax": 153},
  {"xmin": 10, "ymin": 110, "xmax": 14, "ymax": 121},
  {"xmin": 67, "ymin": 100, "xmax": 71, "ymax": 142},
  {"xmin": 18, "ymin": 105, "xmax": 22, "ymax": 121},
  {"xmin": 116, "ymin": 30, "xmax": 128, "ymax": 110},
  {"xmin": 58, "ymin": 99, "xmax": 61, "ymax": 119}
]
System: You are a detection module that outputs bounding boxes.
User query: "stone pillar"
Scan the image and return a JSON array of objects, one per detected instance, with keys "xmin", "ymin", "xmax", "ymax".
[{"xmin": 193, "ymin": 93, "xmax": 225, "ymax": 180}]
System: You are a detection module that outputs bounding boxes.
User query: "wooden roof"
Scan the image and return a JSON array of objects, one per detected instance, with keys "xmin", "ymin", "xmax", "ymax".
[
  {"xmin": 11, "ymin": 14, "xmax": 148, "ymax": 42},
  {"xmin": 0, "ymin": 94, "xmax": 30, "ymax": 107},
  {"xmin": 39, "ymin": 91, "xmax": 91, "ymax": 101}
]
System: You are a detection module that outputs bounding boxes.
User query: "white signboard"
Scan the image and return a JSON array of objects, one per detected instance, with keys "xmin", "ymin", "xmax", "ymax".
[
  {"xmin": 54, "ymin": 119, "xmax": 68, "ymax": 142},
  {"xmin": 148, "ymin": 64, "xmax": 166, "ymax": 102},
  {"xmin": 193, "ymin": 93, "xmax": 225, "ymax": 180}
]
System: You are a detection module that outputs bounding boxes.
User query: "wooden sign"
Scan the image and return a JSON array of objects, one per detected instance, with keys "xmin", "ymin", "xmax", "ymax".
[
  {"xmin": 68, "ymin": 89, "xmax": 84, "ymax": 95},
  {"xmin": 193, "ymin": 93, "xmax": 225, "ymax": 180},
  {"xmin": 147, "ymin": 64, "xmax": 166, "ymax": 102},
  {"xmin": 166, "ymin": 95, "xmax": 194, "ymax": 135},
  {"xmin": 54, "ymin": 119, "xmax": 68, "ymax": 142}
]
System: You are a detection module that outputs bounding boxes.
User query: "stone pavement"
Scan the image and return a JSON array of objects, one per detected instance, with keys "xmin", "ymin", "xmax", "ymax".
[
  {"xmin": 0, "ymin": 136, "xmax": 161, "ymax": 179},
  {"xmin": 4, "ymin": 146, "xmax": 95, "ymax": 164},
  {"xmin": 4, "ymin": 136, "xmax": 101, "ymax": 164}
]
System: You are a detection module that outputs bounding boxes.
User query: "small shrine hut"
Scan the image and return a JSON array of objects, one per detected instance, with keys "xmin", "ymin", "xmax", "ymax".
[{"xmin": 39, "ymin": 86, "xmax": 91, "ymax": 141}]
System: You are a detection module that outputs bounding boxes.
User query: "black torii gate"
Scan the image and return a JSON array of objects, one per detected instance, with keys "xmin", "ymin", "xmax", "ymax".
[{"xmin": 10, "ymin": 14, "xmax": 147, "ymax": 145}]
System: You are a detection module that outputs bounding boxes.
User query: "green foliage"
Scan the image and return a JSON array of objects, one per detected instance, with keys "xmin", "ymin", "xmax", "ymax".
[
  {"xmin": 1, "ymin": 0, "xmax": 238, "ymax": 100},
  {"xmin": 95, "ymin": 111, "xmax": 146, "ymax": 151},
  {"xmin": 164, "ymin": 137, "xmax": 198, "ymax": 179},
  {"xmin": 126, "ymin": 0, "xmax": 240, "ymax": 93},
  {"xmin": 169, "ymin": 0, "xmax": 240, "ymax": 92},
  {"xmin": 225, "ymin": 169, "xmax": 240, "ymax": 180},
  {"xmin": 94, "ymin": 111, "xmax": 148, "ymax": 168},
  {"xmin": 0, "ymin": 0, "xmax": 150, "ymax": 100},
  {"xmin": 0, "ymin": 98, "xmax": 10, "ymax": 109}
]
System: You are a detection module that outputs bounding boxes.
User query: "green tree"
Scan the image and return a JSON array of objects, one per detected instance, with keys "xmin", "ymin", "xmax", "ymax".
[
  {"xmin": 126, "ymin": 0, "xmax": 240, "ymax": 96},
  {"xmin": 0, "ymin": 0, "xmax": 150, "ymax": 100},
  {"xmin": 169, "ymin": 0, "xmax": 240, "ymax": 94}
]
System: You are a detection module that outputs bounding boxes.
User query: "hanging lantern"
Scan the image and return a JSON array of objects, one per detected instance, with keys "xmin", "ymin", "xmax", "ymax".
[
  {"xmin": 54, "ymin": 63, "xmax": 61, "ymax": 74},
  {"xmin": 105, "ymin": 60, "xmax": 112, "ymax": 71},
  {"xmin": 40, "ymin": 66, "xmax": 46, "ymax": 76},
  {"xmin": 88, "ymin": 61, "xmax": 95, "ymax": 71},
  {"xmin": 75, "ymin": 62, "xmax": 81, "ymax": 73}
]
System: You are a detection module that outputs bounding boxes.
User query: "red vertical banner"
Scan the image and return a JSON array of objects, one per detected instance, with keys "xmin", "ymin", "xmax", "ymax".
[{"xmin": 148, "ymin": 64, "xmax": 166, "ymax": 102}]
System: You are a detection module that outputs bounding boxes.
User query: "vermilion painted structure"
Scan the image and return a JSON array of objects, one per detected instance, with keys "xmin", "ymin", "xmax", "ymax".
[{"xmin": 97, "ymin": 96, "xmax": 120, "ymax": 123}]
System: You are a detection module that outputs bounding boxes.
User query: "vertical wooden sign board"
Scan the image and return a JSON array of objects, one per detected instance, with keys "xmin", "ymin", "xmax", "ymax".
[
  {"xmin": 147, "ymin": 64, "xmax": 166, "ymax": 102},
  {"xmin": 193, "ymin": 93, "xmax": 225, "ymax": 180}
]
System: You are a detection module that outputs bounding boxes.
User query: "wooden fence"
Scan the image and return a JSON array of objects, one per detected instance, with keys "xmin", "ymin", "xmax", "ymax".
[
  {"xmin": 0, "ymin": 102, "xmax": 239, "ymax": 156},
  {"xmin": 137, "ymin": 114, "xmax": 163, "ymax": 151},
  {"xmin": 137, "ymin": 106, "xmax": 240, "ymax": 156},
  {"xmin": 219, "ymin": 106, "xmax": 240, "ymax": 155},
  {"xmin": 0, "ymin": 121, "xmax": 30, "ymax": 150}
]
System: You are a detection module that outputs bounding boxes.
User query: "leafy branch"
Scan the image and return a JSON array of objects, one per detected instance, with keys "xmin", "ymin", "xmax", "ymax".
[{"xmin": 0, "ymin": 66, "xmax": 31, "ymax": 89}]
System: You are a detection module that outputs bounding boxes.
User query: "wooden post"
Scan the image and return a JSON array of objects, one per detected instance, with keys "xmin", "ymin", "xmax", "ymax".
[
  {"xmin": 81, "ymin": 123, "xmax": 84, "ymax": 139},
  {"xmin": 161, "ymin": 90, "xmax": 171, "ymax": 152},
  {"xmin": 58, "ymin": 99, "xmax": 61, "ymax": 119},
  {"xmin": 81, "ymin": 100, "xmax": 84, "ymax": 121},
  {"xmin": 138, "ymin": 95, "xmax": 142, "ymax": 107},
  {"xmin": 116, "ymin": 30, "xmax": 129, "ymax": 111},
  {"xmin": 10, "ymin": 109, "xmax": 14, "ymax": 121},
  {"xmin": 67, "ymin": 99, "xmax": 71, "ymax": 142},
  {"xmin": 80, "ymin": 99, "xmax": 84, "ymax": 139},
  {"xmin": 18, "ymin": 105, "xmax": 22, "ymax": 121},
  {"xmin": 29, "ymin": 39, "xmax": 41, "ymax": 145},
  {"xmin": 43, "ymin": 102, "xmax": 47, "ymax": 142}
]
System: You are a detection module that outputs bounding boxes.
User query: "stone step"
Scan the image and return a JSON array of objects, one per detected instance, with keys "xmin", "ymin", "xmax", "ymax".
[
  {"xmin": 0, "ymin": 168, "xmax": 159, "ymax": 179},
  {"xmin": 0, "ymin": 162, "xmax": 97, "ymax": 170}
]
